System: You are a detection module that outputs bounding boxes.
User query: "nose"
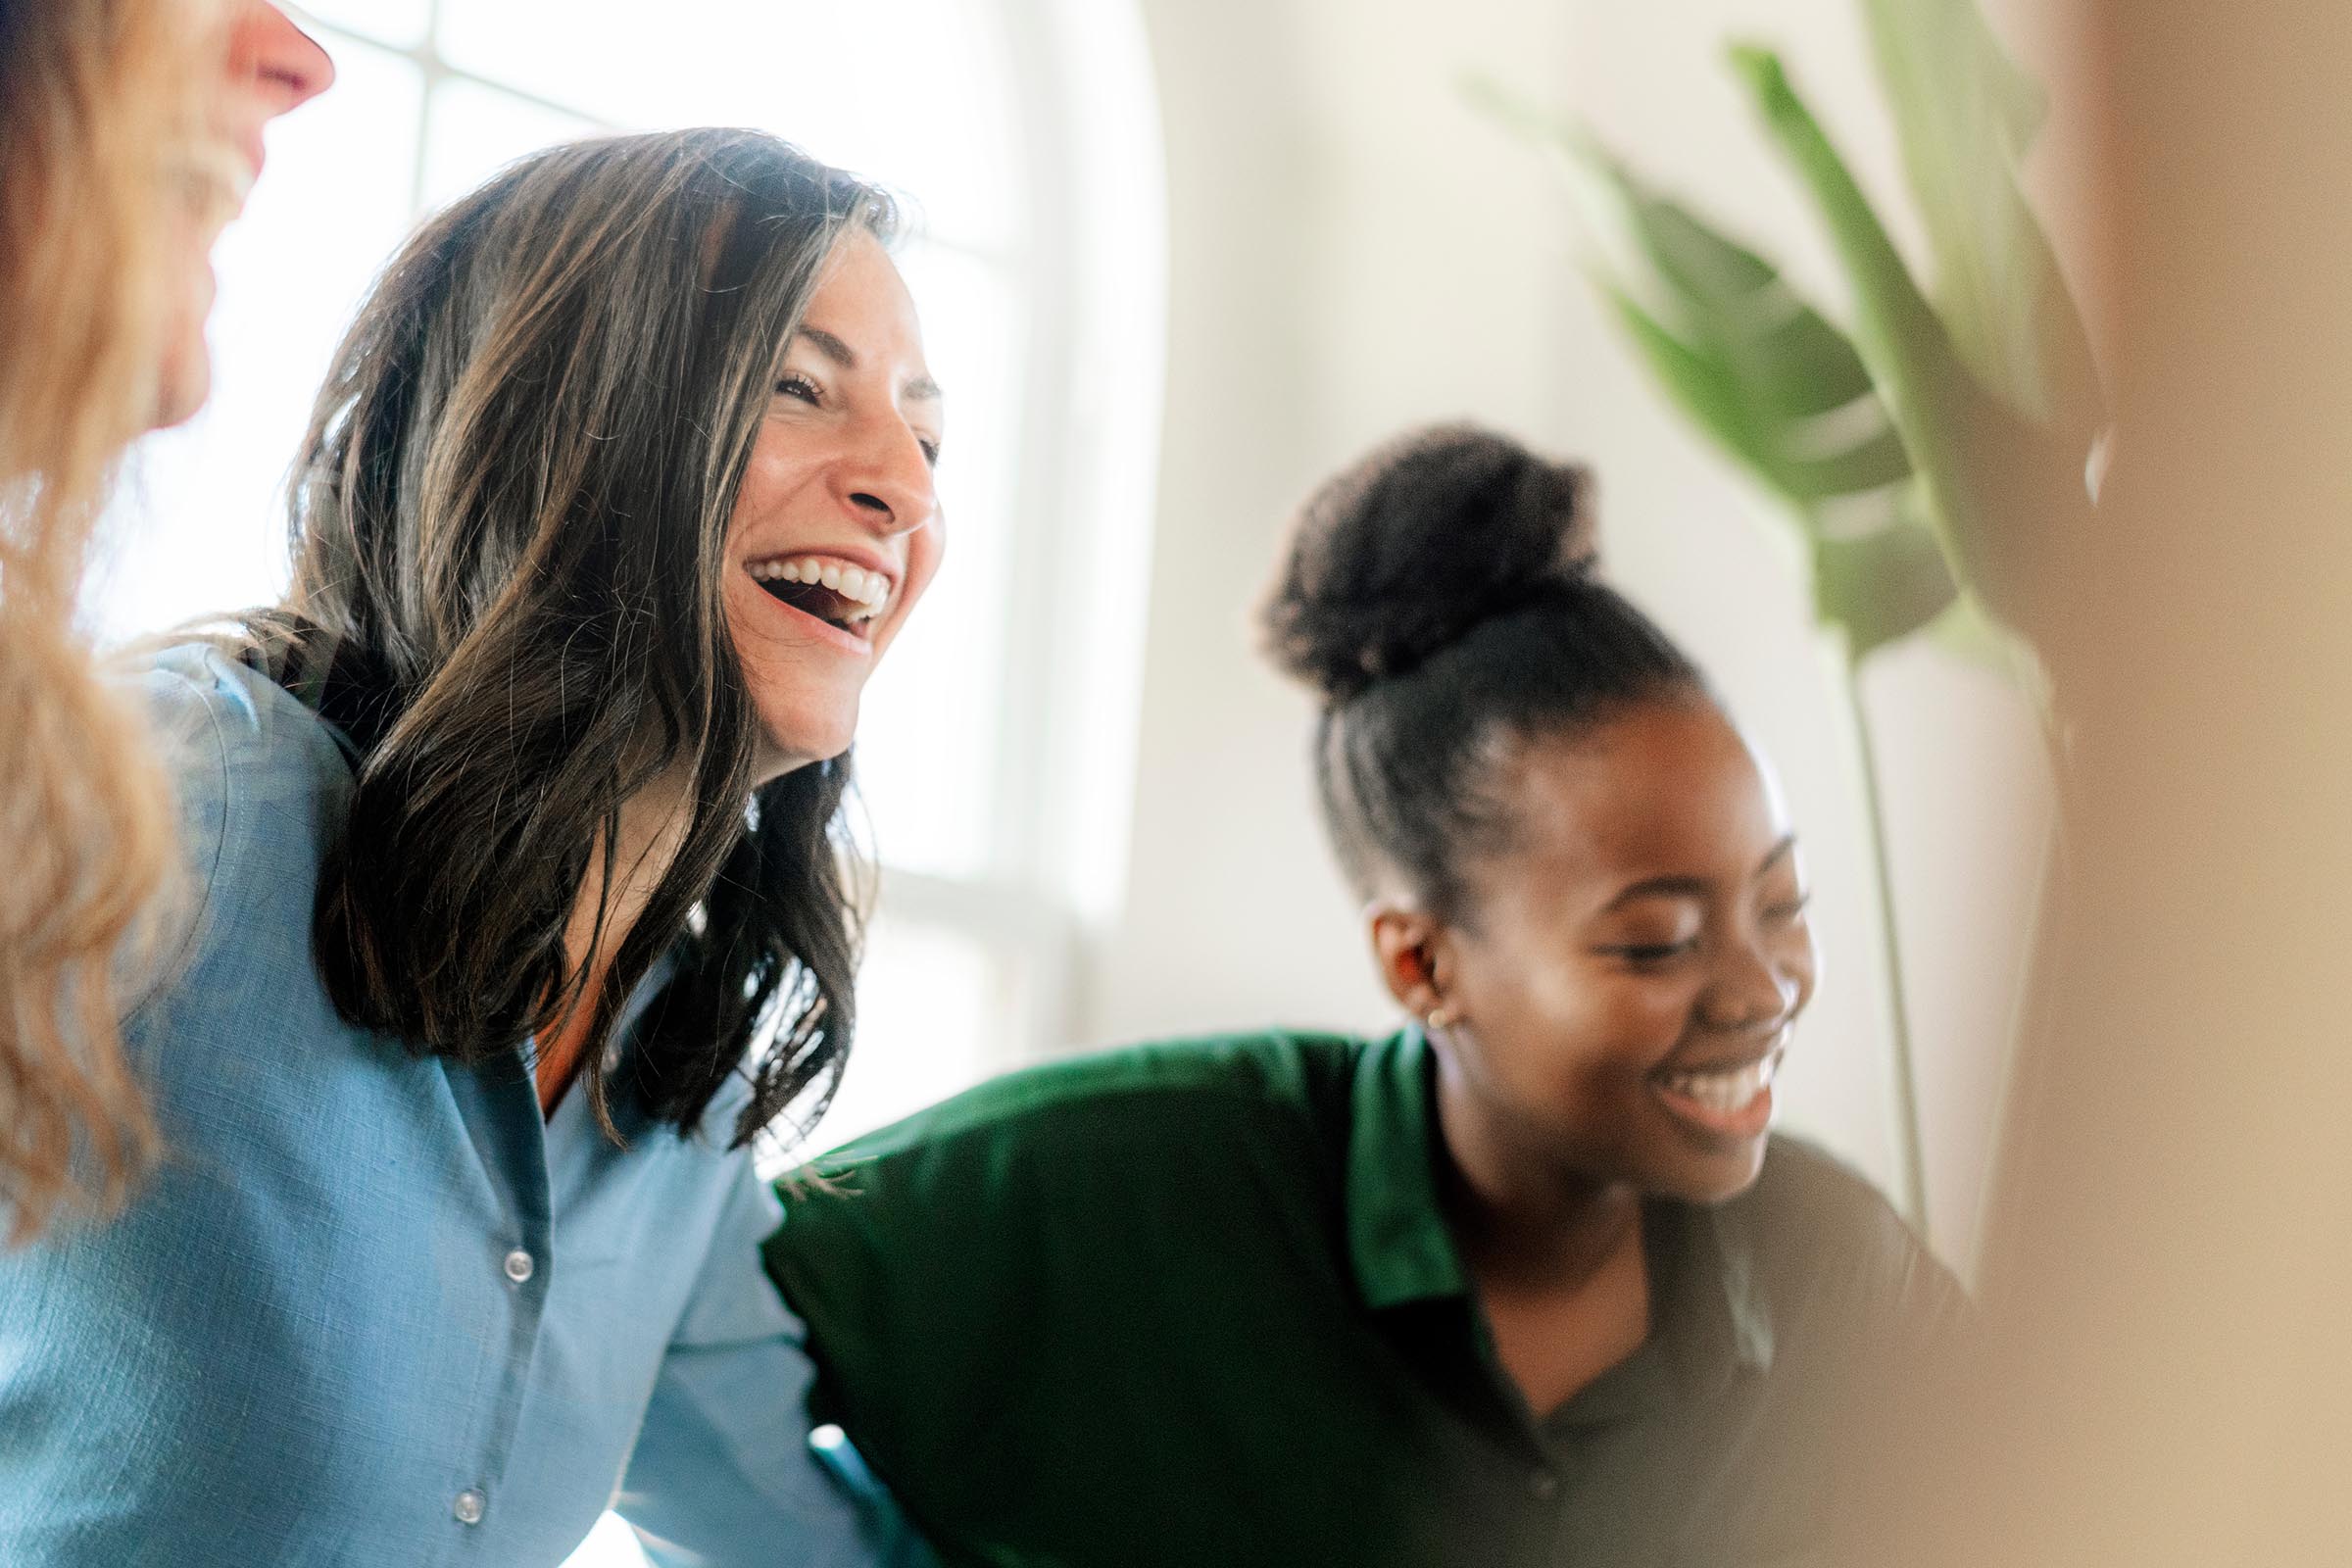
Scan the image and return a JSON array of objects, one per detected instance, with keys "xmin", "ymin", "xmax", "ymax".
[
  {"xmin": 229, "ymin": 4, "xmax": 336, "ymax": 120},
  {"xmin": 834, "ymin": 415, "xmax": 938, "ymax": 539},
  {"xmin": 1697, "ymin": 935, "xmax": 1802, "ymax": 1035}
]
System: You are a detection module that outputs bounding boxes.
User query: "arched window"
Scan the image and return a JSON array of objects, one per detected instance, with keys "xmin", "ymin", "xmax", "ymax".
[{"xmin": 94, "ymin": 0, "xmax": 1164, "ymax": 1244}]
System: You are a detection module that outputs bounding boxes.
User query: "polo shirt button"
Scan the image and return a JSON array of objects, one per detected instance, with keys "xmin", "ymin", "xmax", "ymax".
[
  {"xmin": 503, "ymin": 1249, "xmax": 535, "ymax": 1284},
  {"xmin": 1528, "ymin": 1470, "xmax": 1559, "ymax": 1501},
  {"xmin": 453, "ymin": 1488, "xmax": 487, "ymax": 1526}
]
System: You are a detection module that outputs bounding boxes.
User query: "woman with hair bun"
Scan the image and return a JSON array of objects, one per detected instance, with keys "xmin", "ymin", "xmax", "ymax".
[{"xmin": 763, "ymin": 424, "xmax": 1960, "ymax": 1566}]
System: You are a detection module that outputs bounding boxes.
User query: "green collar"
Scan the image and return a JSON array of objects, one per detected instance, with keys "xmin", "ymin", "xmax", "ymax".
[
  {"xmin": 1346, "ymin": 1027, "xmax": 1470, "ymax": 1309},
  {"xmin": 1343, "ymin": 1026, "xmax": 1776, "ymax": 1390}
]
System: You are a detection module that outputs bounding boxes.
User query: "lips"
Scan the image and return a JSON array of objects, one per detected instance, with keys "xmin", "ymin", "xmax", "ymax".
[{"xmin": 740, "ymin": 549, "xmax": 900, "ymax": 654}]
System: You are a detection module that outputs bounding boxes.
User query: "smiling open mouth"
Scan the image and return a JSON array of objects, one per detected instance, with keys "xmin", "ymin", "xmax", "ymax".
[
  {"xmin": 748, "ymin": 555, "xmax": 890, "ymax": 638},
  {"xmin": 1649, "ymin": 1048, "xmax": 1784, "ymax": 1139}
]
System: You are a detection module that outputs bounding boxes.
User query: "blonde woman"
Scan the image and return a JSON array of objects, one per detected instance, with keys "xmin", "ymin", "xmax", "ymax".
[{"xmin": 0, "ymin": 0, "xmax": 329, "ymax": 1239}]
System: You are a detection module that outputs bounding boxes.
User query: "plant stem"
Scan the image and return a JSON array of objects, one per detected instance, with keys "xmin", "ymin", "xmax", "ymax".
[
  {"xmin": 1966, "ymin": 808, "xmax": 2060, "ymax": 1287},
  {"xmin": 1840, "ymin": 655, "xmax": 1932, "ymax": 1240}
]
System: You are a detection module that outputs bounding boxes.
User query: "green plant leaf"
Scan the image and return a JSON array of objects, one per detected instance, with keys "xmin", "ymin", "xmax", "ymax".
[
  {"xmin": 1464, "ymin": 76, "xmax": 1970, "ymax": 663},
  {"xmin": 1464, "ymin": 82, "xmax": 1885, "ymax": 447},
  {"xmin": 1730, "ymin": 43, "xmax": 2088, "ymax": 637},
  {"xmin": 1812, "ymin": 482, "xmax": 1960, "ymax": 661},
  {"xmin": 1598, "ymin": 283, "xmax": 1780, "ymax": 483},
  {"xmin": 1601, "ymin": 282, "xmax": 1959, "ymax": 661},
  {"xmin": 1549, "ymin": 129, "xmax": 1916, "ymax": 513},
  {"xmin": 1858, "ymin": 0, "xmax": 2101, "ymax": 434}
]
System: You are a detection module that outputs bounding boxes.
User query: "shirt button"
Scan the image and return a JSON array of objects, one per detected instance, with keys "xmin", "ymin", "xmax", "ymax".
[
  {"xmin": 1528, "ymin": 1470, "xmax": 1559, "ymax": 1501},
  {"xmin": 453, "ymin": 1489, "xmax": 487, "ymax": 1526},
  {"xmin": 502, "ymin": 1249, "xmax": 534, "ymax": 1284}
]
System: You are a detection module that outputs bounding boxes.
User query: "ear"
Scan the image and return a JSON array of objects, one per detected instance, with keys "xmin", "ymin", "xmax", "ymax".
[{"xmin": 1367, "ymin": 898, "xmax": 1454, "ymax": 1020}]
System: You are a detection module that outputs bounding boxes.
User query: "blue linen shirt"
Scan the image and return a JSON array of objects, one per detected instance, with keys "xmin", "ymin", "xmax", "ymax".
[{"xmin": 0, "ymin": 643, "xmax": 919, "ymax": 1568}]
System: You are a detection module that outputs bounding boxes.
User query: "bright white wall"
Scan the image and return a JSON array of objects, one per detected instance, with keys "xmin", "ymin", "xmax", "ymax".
[{"xmin": 1082, "ymin": 0, "xmax": 2060, "ymax": 1271}]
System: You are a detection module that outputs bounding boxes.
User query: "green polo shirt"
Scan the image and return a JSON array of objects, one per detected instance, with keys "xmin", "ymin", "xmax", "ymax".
[{"xmin": 765, "ymin": 1029, "xmax": 1960, "ymax": 1567}]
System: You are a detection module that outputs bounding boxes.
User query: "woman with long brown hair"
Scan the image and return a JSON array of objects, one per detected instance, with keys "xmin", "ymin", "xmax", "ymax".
[
  {"xmin": 1, "ymin": 127, "xmax": 942, "ymax": 1566},
  {"xmin": 0, "ymin": 0, "xmax": 330, "ymax": 1240}
]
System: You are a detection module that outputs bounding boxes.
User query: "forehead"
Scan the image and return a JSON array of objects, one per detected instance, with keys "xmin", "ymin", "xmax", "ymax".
[
  {"xmin": 801, "ymin": 233, "xmax": 920, "ymax": 338},
  {"xmin": 1486, "ymin": 702, "xmax": 1791, "ymax": 890}
]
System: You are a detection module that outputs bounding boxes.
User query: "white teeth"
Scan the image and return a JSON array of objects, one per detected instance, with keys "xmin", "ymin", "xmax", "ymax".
[
  {"xmin": 745, "ymin": 554, "xmax": 893, "ymax": 618},
  {"xmin": 1660, "ymin": 1052, "xmax": 1782, "ymax": 1114}
]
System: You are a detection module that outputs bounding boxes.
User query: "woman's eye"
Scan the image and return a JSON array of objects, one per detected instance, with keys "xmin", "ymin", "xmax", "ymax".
[
  {"xmin": 917, "ymin": 438, "xmax": 943, "ymax": 468},
  {"xmin": 1602, "ymin": 940, "xmax": 1696, "ymax": 967},
  {"xmin": 1763, "ymin": 890, "xmax": 1813, "ymax": 925},
  {"xmin": 775, "ymin": 372, "xmax": 821, "ymax": 404}
]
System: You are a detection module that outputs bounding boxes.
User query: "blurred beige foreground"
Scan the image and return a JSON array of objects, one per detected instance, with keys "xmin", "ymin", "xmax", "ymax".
[{"xmin": 1874, "ymin": 0, "xmax": 2352, "ymax": 1561}]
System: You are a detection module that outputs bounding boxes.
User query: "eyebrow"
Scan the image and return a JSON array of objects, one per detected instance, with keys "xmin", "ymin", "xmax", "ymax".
[
  {"xmin": 794, "ymin": 326, "xmax": 944, "ymax": 404},
  {"xmin": 1600, "ymin": 836, "xmax": 1799, "ymax": 910}
]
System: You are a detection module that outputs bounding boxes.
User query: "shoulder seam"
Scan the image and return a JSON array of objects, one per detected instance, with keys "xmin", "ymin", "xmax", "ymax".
[
  {"xmin": 819, "ymin": 1038, "xmax": 1345, "ymax": 1164},
  {"xmin": 121, "ymin": 671, "xmax": 236, "ymax": 1026}
]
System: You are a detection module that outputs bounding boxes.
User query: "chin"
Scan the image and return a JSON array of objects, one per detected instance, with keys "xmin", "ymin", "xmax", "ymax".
[
  {"xmin": 153, "ymin": 359, "xmax": 212, "ymax": 430},
  {"xmin": 749, "ymin": 707, "xmax": 859, "ymax": 778},
  {"xmin": 1653, "ymin": 1140, "xmax": 1771, "ymax": 1206},
  {"xmin": 153, "ymin": 292, "xmax": 214, "ymax": 428}
]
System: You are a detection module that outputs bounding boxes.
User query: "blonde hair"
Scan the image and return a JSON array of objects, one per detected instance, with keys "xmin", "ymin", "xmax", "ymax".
[{"xmin": 0, "ymin": 0, "xmax": 208, "ymax": 1240}]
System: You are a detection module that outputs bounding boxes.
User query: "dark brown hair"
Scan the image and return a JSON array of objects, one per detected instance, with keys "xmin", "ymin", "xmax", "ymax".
[
  {"xmin": 1262, "ymin": 423, "xmax": 1703, "ymax": 925},
  {"xmin": 253, "ymin": 128, "xmax": 896, "ymax": 1147}
]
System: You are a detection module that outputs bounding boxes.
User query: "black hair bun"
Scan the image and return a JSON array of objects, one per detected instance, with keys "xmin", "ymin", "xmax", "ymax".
[{"xmin": 1261, "ymin": 423, "xmax": 1598, "ymax": 704}]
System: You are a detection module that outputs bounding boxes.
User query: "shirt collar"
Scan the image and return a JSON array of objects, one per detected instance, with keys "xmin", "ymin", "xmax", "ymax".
[
  {"xmin": 1644, "ymin": 1193, "xmax": 1778, "ymax": 1397},
  {"xmin": 1346, "ymin": 1027, "xmax": 1468, "ymax": 1309},
  {"xmin": 1343, "ymin": 1026, "xmax": 1777, "ymax": 1387}
]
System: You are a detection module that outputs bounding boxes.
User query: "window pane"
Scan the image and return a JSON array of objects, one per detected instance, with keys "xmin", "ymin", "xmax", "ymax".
[
  {"xmin": 804, "ymin": 915, "xmax": 997, "ymax": 1153},
  {"xmin": 434, "ymin": 0, "xmax": 1026, "ymax": 251},
  {"xmin": 418, "ymin": 77, "xmax": 602, "ymax": 212},
  {"xmin": 90, "ymin": 38, "xmax": 423, "ymax": 644},
  {"xmin": 852, "ymin": 245, "xmax": 1025, "ymax": 878},
  {"xmin": 296, "ymin": 0, "xmax": 429, "ymax": 51}
]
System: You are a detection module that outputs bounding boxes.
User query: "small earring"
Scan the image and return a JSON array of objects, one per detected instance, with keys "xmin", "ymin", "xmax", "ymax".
[{"xmin": 1425, "ymin": 1003, "xmax": 1460, "ymax": 1031}]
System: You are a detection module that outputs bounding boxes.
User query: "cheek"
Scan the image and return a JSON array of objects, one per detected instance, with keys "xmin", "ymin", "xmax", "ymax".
[
  {"xmin": 873, "ymin": 521, "xmax": 945, "ymax": 658},
  {"xmin": 721, "ymin": 574, "xmax": 766, "ymax": 662},
  {"xmin": 1780, "ymin": 923, "xmax": 1821, "ymax": 1011},
  {"xmin": 729, "ymin": 441, "xmax": 796, "ymax": 534},
  {"xmin": 1518, "ymin": 952, "xmax": 1691, "ymax": 1038},
  {"xmin": 1471, "ymin": 957, "xmax": 1692, "ymax": 1099}
]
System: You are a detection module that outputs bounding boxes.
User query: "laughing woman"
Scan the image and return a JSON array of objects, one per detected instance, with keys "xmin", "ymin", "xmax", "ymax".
[
  {"xmin": 0, "ymin": 130, "xmax": 940, "ymax": 1566},
  {"xmin": 765, "ymin": 426, "xmax": 1962, "ymax": 1567}
]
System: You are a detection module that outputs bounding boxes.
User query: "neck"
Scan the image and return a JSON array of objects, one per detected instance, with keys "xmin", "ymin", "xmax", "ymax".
[
  {"xmin": 538, "ymin": 771, "xmax": 694, "ymax": 1111},
  {"xmin": 1431, "ymin": 1046, "xmax": 1643, "ymax": 1293}
]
